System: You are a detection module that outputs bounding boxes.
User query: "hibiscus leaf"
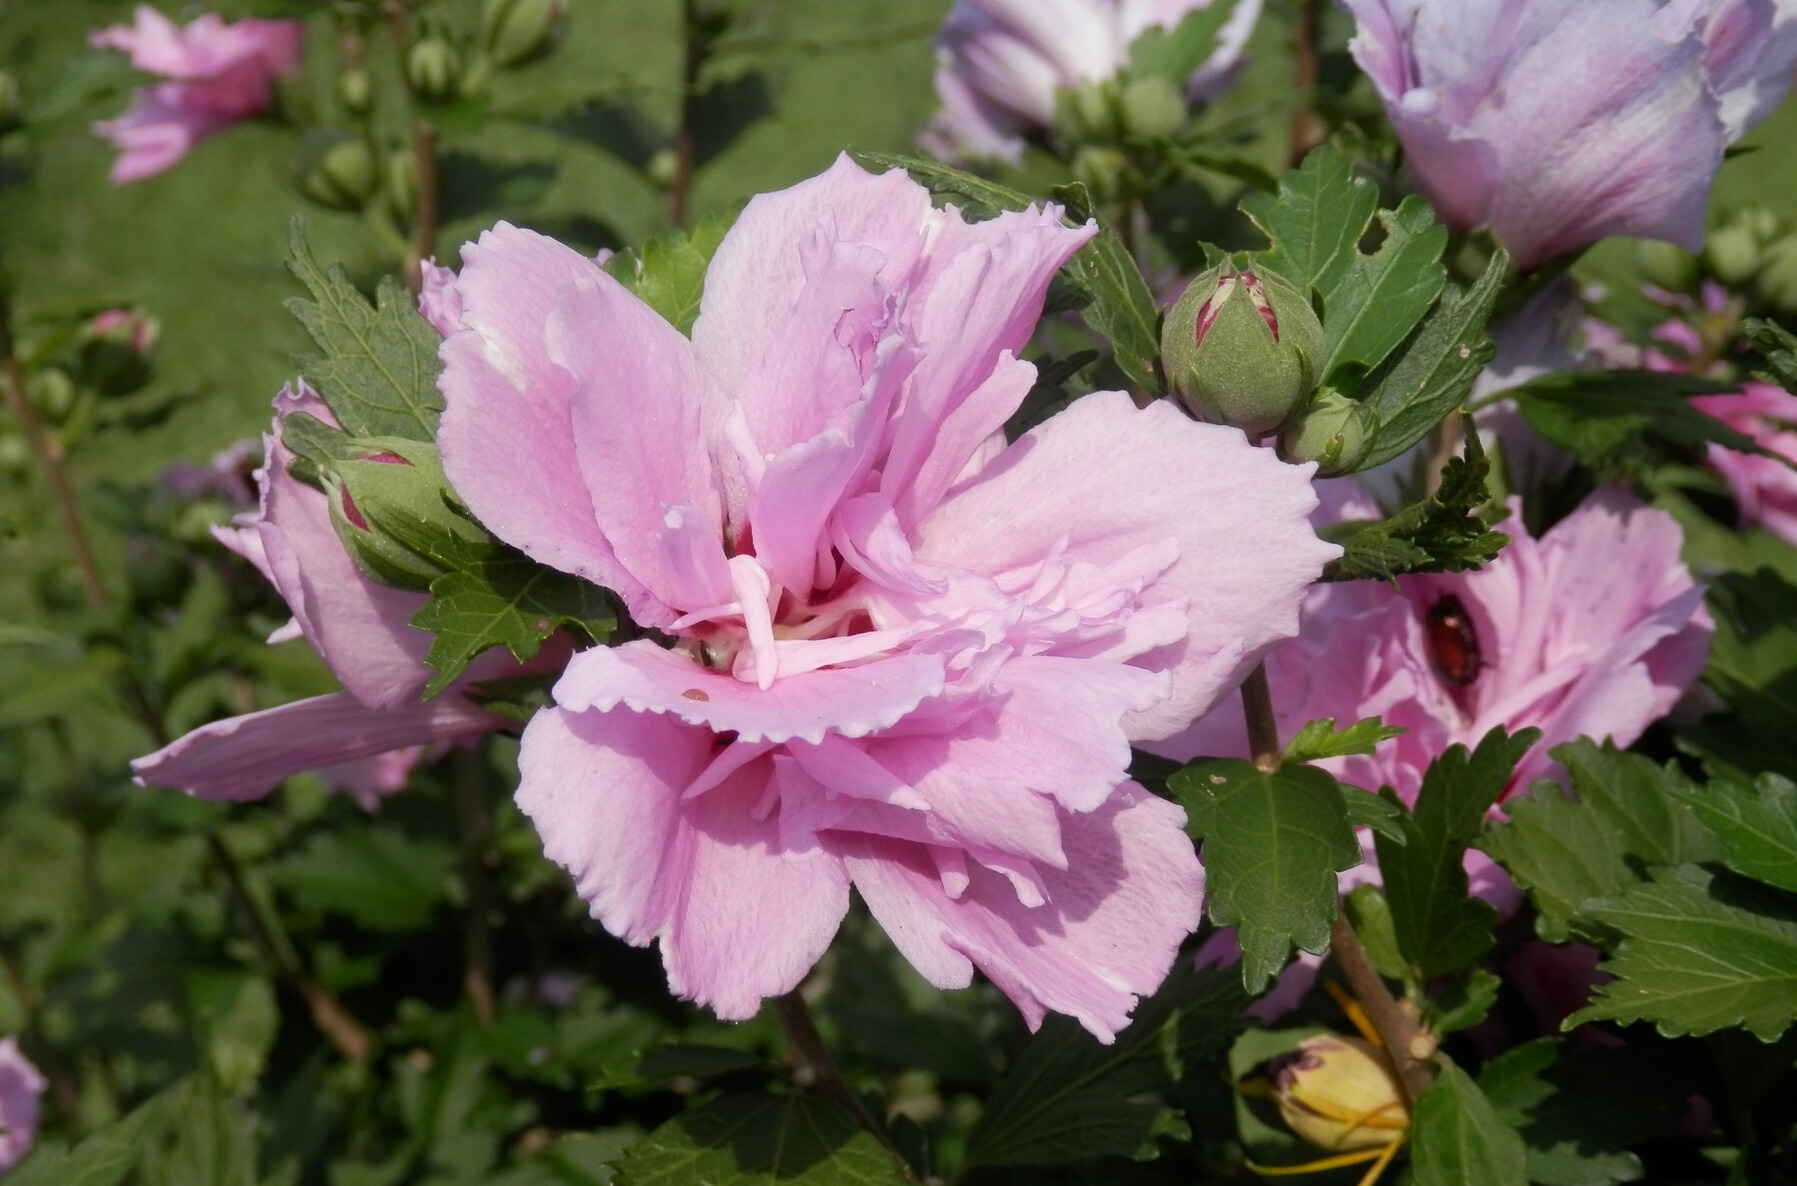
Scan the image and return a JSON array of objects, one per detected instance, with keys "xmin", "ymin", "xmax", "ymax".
[
  {"xmin": 1170, "ymin": 759, "xmax": 1361, "ymax": 992},
  {"xmin": 1126, "ymin": 1, "xmax": 1239, "ymax": 83},
  {"xmin": 1352, "ymin": 250, "xmax": 1506, "ymax": 471},
  {"xmin": 961, "ymin": 965, "xmax": 1248, "ymax": 1168},
  {"xmin": 1409, "ymin": 1061, "xmax": 1529, "ymax": 1186},
  {"xmin": 1743, "ymin": 316, "xmax": 1797, "ymax": 393},
  {"xmin": 413, "ymin": 553, "xmax": 615, "ymax": 698},
  {"xmin": 1316, "ymin": 197, "xmax": 1449, "ymax": 391},
  {"xmin": 1320, "ymin": 422, "xmax": 1509, "ymax": 582},
  {"xmin": 1565, "ymin": 864, "xmax": 1797, "ymax": 1042},
  {"xmin": 1682, "ymin": 568, "xmax": 1797, "ymax": 784},
  {"xmin": 1377, "ymin": 726, "xmax": 1536, "ymax": 979},
  {"xmin": 1283, "ymin": 715, "xmax": 1406, "ymax": 764},
  {"xmin": 1672, "ymin": 774, "xmax": 1797, "ymax": 895},
  {"xmin": 285, "ymin": 222, "xmax": 445, "ymax": 441},
  {"xmin": 615, "ymin": 1091, "xmax": 909, "ymax": 1185},
  {"xmin": 1510, "ymin": 369, "xmax": 1766, "ymax": 479},
  {"xmin": 848, "ymin": 150, "xmax": 1164, "ymax": 392},
  {"xmin": 5, "ymin": 1078, "xmax": 177, "ymax": 1186},
  {"xmin": 1241, "ymin": 146, "xmax": 1379, "ymax": 299},
  {"xmin": 1479, "ymin": 739, "xmax": 1722, "ymax": 945},
  {"xmin": 604, "ymin": 211, "xmax": 732, "ymax": 336}
]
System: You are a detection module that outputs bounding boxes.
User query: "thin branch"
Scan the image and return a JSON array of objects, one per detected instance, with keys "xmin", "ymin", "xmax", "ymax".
[
  {"xmin": 773, "ymin": 991, "xmax": 912, "ymax": 1173},
  {"xmin": 1288, "ymin": 0, "xmax": 1322, "ymax": 167},
  {"xmin": 409, "ymin": 116, "xmax": 439, "ymax": 292},
  {"xmin": 3, "ymin": 355, "xmax": 106, "ymax": 607},
  {"xmin": 453, "ymin": 748, "xmax": 496, "ymax": 1026},
  {"xmin": 1241, "ymin": 663, "xmax": 1283, "ymax": 774},
  {"xmin": 668, "ymin": 0, "xmax": 702, "ymax": 228},
  {"xmin": 1328, "ymin": 915, "xmax": 1434, "ymax": 1105}
]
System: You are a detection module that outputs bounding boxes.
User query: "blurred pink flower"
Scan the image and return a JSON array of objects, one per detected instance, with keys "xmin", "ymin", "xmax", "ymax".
[
  {"xmin": 925, "ymin": 0, "xmax": 1263, "ymax": 161},
  {"xmin": 1693, "ymin": 382, "xmax": 1797, "ymax": 545},
  {"xmin": 132, "ymin": 384, "xmax": 551, "ymax": 803},
  {"xmin": 1343, "ymin": 0, "xmax": 1797, "ymax": 269},
  {"xmin": 0, "ymin": 1037, "xmax": 45, "ymax": 1172},
  {"xmin": 435, "ymin": 155, "xmax": 1337, "ymax": 1037},
  {"xmin": 90, "ymin": 6, "xmax": 303, "ymax": 183},
  {"xmin": 88, "ymin": 307, "xmax": 160, "ymax": 353}
]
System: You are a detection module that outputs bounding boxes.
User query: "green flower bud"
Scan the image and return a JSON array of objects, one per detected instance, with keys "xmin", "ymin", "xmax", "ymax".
[
  {"xmin": 299, "ymin": 136, "xmax": 378, "ymax": 211},
  {"xmin": 1280, "ymin": 390, "xmax": 1372, "ymax": 475},
  {"xmin": 1269, "ymin": 1035, "xmax": 1409, "ymax": 1154},
  {"xmin": 1055, "ymin": 80, "xmax": 1121, "ymax": 145},
  {"xmin": 644, "ymin": 146, "xmax": 679, "ymax": 190},
  {"xmin": 1634, "ymin": 240, "xmax": 1698, "ymax": 293},
  {"xmin": 1758, "ymin": 234, "xmax": 1797, "ymax": 312},
  {"xmin": 406, "ymin": 37, "xmax": 461, "ymax": 102},
  {"xmin": 386, "ymin": 148, "xmax": 419, "ymax": 222},
  {"xmin": 325, "ymin": 438, "xmax": 491, "ymax": 591},
  {"xmin": 1706, "ymin": 207, "xmax": 1781, "ymax": 285},
  {"xmin": 482, "ymin": 0, "xmax": 566, "ymax": 67},
  {"xmin": 28, "ymin": 368, "xmax": 77, "ymax": 426},
  {"xmin": 1118, "ymin": 76, "xmax": 1185, "ymax": 141},
  {"xmin": 1162, "ymin": 262, "xmax": 1325, "ymax": 436},
  {"xmin": 0, "ymin": 70, "xmax": 21, "ymax": 134},
  {"xmin": 336, "ymin": 67, "xmax": 373, "ymax": 116},
  {"xmin": 0, "ymin": 431, "xmax": 29, "ymax": 474}
]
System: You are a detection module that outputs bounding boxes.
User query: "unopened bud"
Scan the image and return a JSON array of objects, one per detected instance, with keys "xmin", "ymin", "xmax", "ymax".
[
  {"xmin": 28, "ymin": 368, "xmax": 78, "ymax": 426},
  {"xmin": 1269, "ymin": 1035, "xmax": 1409, "ymax": 1153},
  {"xmin": 89, "ymin": 308, "xmax": 159, "ymax": 354},
  {"xmin": 387, "ymin": 148, "xmax": 420, "ymax": 222},
  {"xmin": 406, "ymin": 37, "xmax": 461, "ymax": 102},
  {"xmin": 1706, "ymin": 207, "xmax": 1780, "ymax": 286},
  {"xmin": 325, "ymin": 437, "xmax": 490, "ymax": 591},
  {"xmin": 1758, "ymin": 234, "xmax": 1797, "ymax": 312},
  {"xmin": 1162, "ymin": 262, "xmax": 1325, "ymax": 436},
  {"xmin": 1119, "ymin": 76, "xmax": 1185, "ymax": 140},
  {"xmin": 1280, "ymin": 390, "xmax": 1372, "ymax": 475},
  {"xmin": 644, "ymin": 147, "xmax": 679, "ymax": 190},
  {"xmin": 482, "ymin": 0, "xmax": 566, "ymax": 67},
  {"xmin": 336, "ymin": 67, "xmax": 373, "ymax": 115},
  {"xmin": 1635, "ymin": 240, "xmax": 1698, "ymax": 293},
  {"xmin": 1056, "ymin": 81, "xmax": 1122, "ymax": 145},
  {"xmin": 0, "ymin": 70, "xmax": 21, "ymax": 134},
  {"xmin": 300, "ymin": 136, "xmax": 378, "ymax": 211}
]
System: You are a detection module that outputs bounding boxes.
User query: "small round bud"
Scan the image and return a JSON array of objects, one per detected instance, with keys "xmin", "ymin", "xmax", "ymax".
[
  {"xmin": 336, "ymin": 67, "xmax": 373, "ymax": 116},
  {"xmin": 1706, "ymin": 207, "xmax": 1780, "ymax": 286},
  {"xmin": 1119, "ymin": 76, "xmax": 1185, "ymax": 140},
  {"xmin": 1758, "ymin": 234, "xmax": 1797, "ymax": 312},
  {"xmin": 1634, "ymin": 240, "xmax": 1698, "ymax": 293},
  {"xmin": 300, "ymin": 136, "xmax": 378, "ymax": 210},
  {"xmin": 1162, "ymin": 262, "xmax": 1325, "ymax": 436},
  {"xmin": 386, "ymin": 148, "xmax": 420, "ymax": 222},
  {"xmin": 1280, "ymin": 390, "xmax": 1372, "ymax": 475},
  {"xmin": 0, "ymin": 70, "xmax": 21, "ymax": 134},
  {"xmin": 482, "ymin": 0, "xmax": 567, "ymax": 67},
  {"xmin": 406, "ymin": 37, "xmax": 461, "ymax": 102},
  {"xmin": 1269, "ymin": 1035, "xmax": 1409, "ymax": 1153},
  {"xmin": 0, "ymin": 431, "xmax": 29, "ymax": 474},
  {"xmin": 28, "ymin": 367, "xmax": 78, "ymax": 426},
  {"xmin": 644, "ymin": 146, "xmax": 679, "ymax": 190}
]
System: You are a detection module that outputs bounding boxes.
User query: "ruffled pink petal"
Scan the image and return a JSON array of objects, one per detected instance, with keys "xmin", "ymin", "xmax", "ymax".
[
  {"xmin": 552, "ymin": 640, "xmax": 948, "ymax": 745},
  {"xmin": 916, "ymin": 392, "xmax": 1338, "ymax": 740},
  {"xmin": 517, "ymin": 708, "xmax": 852, "ymax": 1019},
  {"xmin": 836, "ymin": 782, "xmax": 1204, "ymax": 1042},
  {"xmin": 131, "ymin": 692, "xmax": 502, "ymax": 801}
]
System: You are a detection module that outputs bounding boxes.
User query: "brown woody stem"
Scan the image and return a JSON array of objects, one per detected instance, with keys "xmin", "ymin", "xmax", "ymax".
[
  {"xmin": 3, "ymin": 355, "xmax": 106, "ymax": 607},
  {"xmin": 1242, "ymin": 663, "xmax": 1283, "ymax": 774},
  {"xmin": 1329, "ymin": 914, "xmax": 1435, "ymax": 1105}
]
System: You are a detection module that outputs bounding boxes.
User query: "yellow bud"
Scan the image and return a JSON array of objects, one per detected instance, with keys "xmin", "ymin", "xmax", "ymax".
[{"xmin": 1270, "ymin": 1035, "xmax": 1409, "ymax": 1153}]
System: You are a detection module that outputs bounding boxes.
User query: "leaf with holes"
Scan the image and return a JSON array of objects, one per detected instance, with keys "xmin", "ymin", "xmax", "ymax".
[{"xmin": 413, "ymin": 553, "xmax": 615, "ymax": 697}]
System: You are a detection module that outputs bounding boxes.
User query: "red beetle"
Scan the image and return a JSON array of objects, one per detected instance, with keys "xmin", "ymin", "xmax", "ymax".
[{"xmin": 1425, "ymin": 594, "xmax": 1482, "ymax": 686}]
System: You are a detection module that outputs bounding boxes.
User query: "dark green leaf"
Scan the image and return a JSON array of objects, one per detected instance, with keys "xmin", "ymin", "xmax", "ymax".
[
  {"xmin": 1284, "ymin": 716, "xmax": 1406, "ymax": 764},
  {"xmin": 1241, "ymin": 147, "xmax": 1379, "ymax": 298},
  {"xmin": 1342, "ymin": 786, "xmax": 1407, "ymax": 844},
  {"xmin": 1674, "ymin": 774, "xmax": 1797, "ymax": 894},
  {"xmin": 267, "ymin": 827, "xmax": 458, "ymax": 932},
  {"xmin": 285, "ymin": 223, "xmax": 445, "ymax": 440},
  {"xmin": 961, "ymin": 966, "xmax": 1249, "ymax": 1168},
  {"xmin": 1170, "ymin": 759, "xmax": 1361, "ymax": 991},
  {"xmin": 1343, "ymin": 885, "xmax": 1406, "ymax": 980},
  {"xmin": 1378, "ymin": 727, "xmax": 1537, "ymax": 979},
  {"xmin": 1567, "ymin": 864, "xmax": 1797, "ymax": 1041},
  {"xmin": 413, "ymin": 554, "xmax": 615, "ymax": 698},
  {"xmin": 1432, "ymin": 969, "xmax": 1500, "ymax": 1035},
  {"xmin": 1126, "ymin": 2, "xmax": 1239, "ymax": 82},
  {"xmin": 1742, "ymin": 316, "xmax": 1797, "ymax": 393},
  {"xmin": 1479, "ymin": 1039, "xmax": 1686, "ymax": 1186},
  {"xmin": 605, "ymin": 212, "xmax": 732, "ymax": 336},
  {"xmin": 6, "ymin": 1079, "xmax": 175, "ymax": 1186},
  {"xmin": 615, "ymin": 1092, "xmax": 908, "ymax": 1185},
  {"xmin": 1409, "ymin": 1061, "xmax": 1528, "ymax": 1186},
  {"xmin": 1684, "ymin": 569, "xmax": 1797, "ymax": 783},
  {"xmin": 1316, "ymin": 197, "xmax": 1449, "ymax": 390},
  {"xmin": 1321, "ymin": 422, "xmax": 1508, "ymax": 582},
  {"xmin": 1479, "ymin": 739, "xmax": 1724, "ymax": 943},
  {"xmin": 1511, "ymin": 370, "xmax": 1763, "ymax": 480},
  {"xmin": 1353, "ymin": 251, "xmax": 1506, "ymax": 470}
]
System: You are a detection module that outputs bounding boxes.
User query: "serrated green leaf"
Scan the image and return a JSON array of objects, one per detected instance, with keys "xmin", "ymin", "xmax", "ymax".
[
  {"xmin": 1377, "ymin": 727, "xmax": 1536, "ymax": 979},
  {"xmin": 1241, "ymin": 147, "xmax": 1379, "ymax": 298},
  {"xmin": 605, "ymin": 212, "xmax": 732, "ymax": 336},
  {"xmin": 1343, "ymin": 786, "xmax": 1408, "ymax": 844},
  {"xmin": 1567, "ymin": 864, "xmax": 1797, "ymax": 1042},
  {"xmin": 1409, "ymin": 1061, "xmax": 1528, "ymax": 1186},
  {"xmin": 285, "ymin": 224, "xmax": 445, "ymax": 441},
  {"xmin": 1354, "ymin": 251, "xmax": 1506, "ymax": 471},
  {"xmin": 413, "ymin": 554, "xmax": 615, "ymax": 697},
  {"xmin": 846, "ymin": 149, "xmax": 1162, "ymax": 392},
  {"xmin": 1479, "ymin": 1039, "xmax": 1685, "ymax": 1186},
  {"xmin": 1511, "ymin": 370, "xmax": 1764, "ymax": 480},
  {"xmin": 6, "ymin": 1078, "xmax": 175, "ymax": 1186},
  {"xmin": 1316, "ymin": 197, "xmax": 1448, "ymax": 390},
  {"xmin": 1742, "ymin": 316, "xmax": 1797, "ymax": 393},
  {"xmin": 1170, "ymin": 759, "xmax": 1361, "ymax": 991},
  {"xmin": 961, "ymin": 966, "xmax": 1249, "ymax": 1168},
  {"xmin": 1321, "ymin": 422, "xmax": 1508, "ymax": 582},
  {"xmin": 1432, "ymin": 969, "xmax": 1500, "ymax": 1035},
  {"xmin": 1675, "ymin": 774, "xmax": 1797, "ymax": 894},
  {"xmin": 1126, "ymin": 1, "xmax": 1238, "ymax": 83},
  {"xmin": 1479, "ymin": 739, "xmax": 1724, "ymax": 944},
  {"xmin": 1684, "ymin": 568, "xmax": 1797, "ymax": 783},
  {"xmin": 615, "ymin": 1092, "xmax": 907, "ymax": 1185},
  {"xmin": 267, "ymin": 826, "xmax": 457, "ymax": 932},
  {"xmin": 1284, "ymin": 716, "xmax": 1407, "ymax": 764}
]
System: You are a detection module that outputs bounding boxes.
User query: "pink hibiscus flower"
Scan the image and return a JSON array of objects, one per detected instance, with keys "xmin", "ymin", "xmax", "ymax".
[
  {"xmin": 90, "ymin": 6, "xmax": 303, "ymax": 183},
  {"xmin": 1694, "ymin": 381, "xmax": 1797, "ymax": 547},
  {"xmin": 434, "ymin": 155, "xmax": 1338, "ymax": 1038},
  {"xmin": 0, "ymin": 1037, "xmax": 45, "ymax": 1172}
]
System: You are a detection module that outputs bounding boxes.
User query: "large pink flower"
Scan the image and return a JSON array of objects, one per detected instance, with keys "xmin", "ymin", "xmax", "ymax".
[
  {"xmin": 90, "ymin": 6, "xmax": 303, "ymax": 183},
  {"xmin": 131, "ymin": 384, "xmax": 539, "ymax": 803},
  {"xmin": 1694, "ymin": 381, "xmax": 1797, "ymax": 547},
  {"xmin": 925, "ymin": 0, "xmax": 1263, "ymax": 162},
  {"xmin": 1343, "ymin": 0, "xmax": 1797, "ymax": 269},
  {"xmin": 0, "ymin": 1037, "xmax": 45, "ymax": 1172},
  {"xmin": 1161, "ymin": 486, "xmax": 1712, "ymax": 802},
  {"xmin": 436, "ymin": 156, "xmax": 1337, "ymax": 1038}
]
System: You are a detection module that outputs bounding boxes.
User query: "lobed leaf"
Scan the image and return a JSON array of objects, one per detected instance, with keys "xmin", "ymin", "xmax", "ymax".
[
  {"xmin": 1315, "ymin": 196, "xmax": 1449, "ymax": 392},
  {"xmin": 1409, "ymin": 1061, "xmax": 1529, "ymax": 1186},
  {"xmin": 413, "ymin": 554, "xmax": 616, "ymax": 698},
  {"xmin": 616, "ymin": 1092, "xmax": 908, "ymax": 1185},
  {"xmin": 604, "ymin": 211, "xmax": 732, "ymax": 337},
  {"xmin": 1283, "ymin": 715, "xmax": 1406, "ymax": 764}
]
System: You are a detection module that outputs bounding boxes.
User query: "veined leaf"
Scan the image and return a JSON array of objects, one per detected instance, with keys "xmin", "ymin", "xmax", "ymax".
[
  {"xmin": 413, "ymin": 554, "xmax": 615, "ymax": 698},
  {"xmin": 1674, "ymin": 773, "xmax": 1797, "ymax": 895},
  {"xmin": 1409, "ymin": 1061, "xmax": 1528, "ymax": 1186},
  {"xmin": 616, "ymin": 1092, "xmax": 908, "ymax": 1185}
]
